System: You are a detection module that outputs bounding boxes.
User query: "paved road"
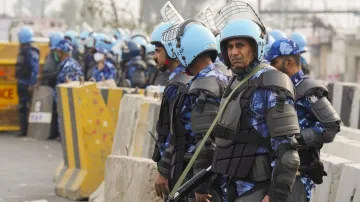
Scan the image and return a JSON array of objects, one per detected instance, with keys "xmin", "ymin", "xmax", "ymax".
[{"xmin": 0, "ymin": 132, "xmax": 71, "ymax": 202}]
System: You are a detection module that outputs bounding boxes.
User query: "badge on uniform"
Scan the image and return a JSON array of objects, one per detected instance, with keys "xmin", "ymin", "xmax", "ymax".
[{"xmin": 308, "ymin": 95, "xmax": 318, "ymax": 103}]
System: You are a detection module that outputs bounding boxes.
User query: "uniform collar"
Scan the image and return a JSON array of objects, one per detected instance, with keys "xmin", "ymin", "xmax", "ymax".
[
  {"xmin": 290, "ymin": 69, "xmax": 307, "ymax": 86},
  {"xmin": 168, "ymin": 64, "xmax": 185, "ymax": 80},
  {"xmin": 235, "ymin": 60, "xmax": 261, "ymax": 79},
  {"xmin": 188, "ymin": 63, "xmax": 215, "ymax": 80}
]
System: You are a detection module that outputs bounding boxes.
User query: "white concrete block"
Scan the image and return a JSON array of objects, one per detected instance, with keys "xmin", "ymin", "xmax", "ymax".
[
  {"xmin": 332, "ymin": 82, "xmax": 344, "ymax": 116},
  {"xmin": 335, "ymin": 164, "xmax": 360, "ymax": 202},
  {"xmin": 111, "ymin": 94, "xmax": 144, "ymax": 156},
  {"xmin": 104, "ymin": 155, "xmax": 162, "ymax": 202},
  {"xmin": 338, "ymin": 126, "xmax": 360, "ymax": 142},
  {"xmin": 311, "ymin": 153, "xmax": 352, "ymax": 202},
  {"xmin": 128, "ymin": 98, "xmax": 161, "ymax": 158},
  {"xmin": 350, "ymin": 85, "xmax": 360, "ymax": 129},
  {"xmin": 321, "ymin": 136, "xmax": 360, "ymax": 163}
]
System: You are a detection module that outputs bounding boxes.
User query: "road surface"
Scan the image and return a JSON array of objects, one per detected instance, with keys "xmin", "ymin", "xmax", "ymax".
[{"xmin": 0, "ymin": 132, "xmax": 71, "ymax": 202}]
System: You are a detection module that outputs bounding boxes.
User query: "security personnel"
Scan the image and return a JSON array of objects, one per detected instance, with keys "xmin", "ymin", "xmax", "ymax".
[
  {"xmin": 55, "ymin": 40, "xmax": 83, "ymax": 85},
  {"xmin": 211, "ymin": 18, "xmax": 300, "ymax": 201},
  {"xmin": 265, "ymin": 39, "xmax": 341, "ymax": 202},
  {"xmin": 290, "ymin": 32, "xmax": 310, "ymax": 75},
  {"xmin": 122, "ymin": 40, "xmax": 148, "ymax": 88},
  {"xmin": 90, "ymin": 50, "xmax": 117, "ymax": 82},
  {"xmin": 83, "ymin": 33, "xmax": 97, "ymax": 81},
  {"xmin": 15, "ymin": 26, "xmax": 39, "ymax": 137},
  {"xmin": 145, "ymin": 43, "xmax": 163, "ymax": 85},
  {"xmin": 65, "ymin": 30, "xmax": 81, "ymax": 63},
  {"xmin": 41, "ymin": 32, "xmax": 64, "ymax": 139},
  {"xmin": 163, "ymin": 19, "xmax": 229, "ymax": 202},
  {"xmin": 151, "ymin": 22, "xmax": 189, "ymax": 198},
  {"xmin": 41, "ymin": 32, "xmax": 64, "ymax": 87}
]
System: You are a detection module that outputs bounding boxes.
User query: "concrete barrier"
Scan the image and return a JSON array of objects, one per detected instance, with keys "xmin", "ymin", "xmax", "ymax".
[
  {"xmin": 111, "ymin": 94, "xmax": 145, "ymax": 156},
  {"xmin": 331, "ymin": 82, "xmax": 359, "ymax": 128},
  {"xmin": 321, "ymin": 136, "xmax": 360, "ymax": 163},
  {"xmin": 129, "ymin": 97, "xmax": 161, "ymax": 158},
  {"xmin": 338, "ymin": 126, "xmax": 360, "ymax": 142},
  {"xmin": 350, "ymin": 85, "xmax": 360, "ymax": 129},
  {"xmin": 311, "ymin": 153, "xmax": 352, "ymax": 202},
  {"xmin": 91, "ymin": 93, "xmax": 161, "ymax": 202},
  {"xmin": 54, "ymin": 82, "xmax": 115, "ymax": 200},
  {"xmin": 104, "ymin": 156, "xmax": 162, "ymax": 202},
  {"xmin": 334, "ymin": 164, "xmax": 360, "ymax": 202}
]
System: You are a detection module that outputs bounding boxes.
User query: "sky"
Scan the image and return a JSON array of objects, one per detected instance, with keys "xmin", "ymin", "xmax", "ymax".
[{"xmin": 1, "ymin": 0, "xmax": 360, "ymax": 32}]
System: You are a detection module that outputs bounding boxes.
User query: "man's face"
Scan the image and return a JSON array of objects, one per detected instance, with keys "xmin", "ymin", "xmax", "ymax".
[
  {"xmin": 97, "ymin": 60, "xmax": 105, "ymax": 71},
  {"xmin": 227, "ymin": 38, "xmax": 255, "ymax": 69},
  {"xmin": 270, "ymin": 57, "xmax": 286, "ymax": 73},
  {"xmin": 153, "ymin": 46, "xmax": 167, "ymax": 68}
]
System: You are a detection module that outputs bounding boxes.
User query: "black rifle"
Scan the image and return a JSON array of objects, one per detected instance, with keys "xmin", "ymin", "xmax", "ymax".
[{"xmin": 165, "ymin": 166, "xmax": 214, "ymax": 202}]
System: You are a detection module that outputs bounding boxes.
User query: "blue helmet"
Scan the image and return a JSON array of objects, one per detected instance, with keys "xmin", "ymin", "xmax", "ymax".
[
  {"xmin": 131, "ymin": 35, "xmax": 148, "ymax": 52},
  {"xmin": 268, "ymin": 29, "xmax": 287, "ymax": 41},
  {"xmin": 151, "ymin": 22, "xmax": 175, "ymax": 58},
  {"xmin": 49, "ymin": 32, "xmax": 64, "ymax": 49},
  {"xmin": 151, "ymin": 22, "xmax": 172, "ymax": 44},
  {"xmin": 146, "ymin": 44, "xmax": 155, "ymax": 55},
  {"xmin": 65, "ymin": 30, "xmax": 79, "ymax": 46},
  {"xmin": 170, "ymin": 19, "xmax": 217, "ymax": 67},
  {"xmin": 111, "ymin": 40, "xmax": 123, "ymax": 64},
  {"xmin": 220, "ymin": 19, "xmax": 265, "ymax": 67},
  {"xmin": 113, "ymin": 28, "xmax": 126, "ymax": 40},
  {"xmin": 264, "ymin": 35, "xmax": 275, "ymax": 57},
  {"xmin": 290, "ymin": 32, "xmax": 308, "ymax": 53},
  {"xmin": 121, "ymin": 40, "xmax": 142, "ymax": 61},
  {"xmin": 54, "ymin": 39, "xmax": 73, "ymax": 53},
  {"xmin": 79, "ymin": 31, "xmax": 91, "ymax": 40},
  {"xmin": 18, "ymin": 26, "xmax": 34, "ymax": 44}
]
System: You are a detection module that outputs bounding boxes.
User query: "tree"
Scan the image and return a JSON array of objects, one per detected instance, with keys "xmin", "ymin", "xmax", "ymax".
[{"xmin": 13, "ymin": 0, "xmax": 55, "ymax": 18}]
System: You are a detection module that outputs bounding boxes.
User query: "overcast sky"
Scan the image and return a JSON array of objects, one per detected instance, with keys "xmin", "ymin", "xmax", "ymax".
[{"xmin": 1, "ymin": 0, "xmax": 359, "ymax": 31}]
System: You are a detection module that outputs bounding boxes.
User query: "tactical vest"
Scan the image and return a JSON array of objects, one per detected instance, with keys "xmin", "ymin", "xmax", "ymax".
[
  {"xmin": 295, "ymin": 77, "xmax": 329, "ymax": 182},
  {"xmin": 169, "ymin": 75, "xmax": 226, "ymax": 188},
  {"xmin": 128, "ymin": 59, "xmax": 148, "ymax": 88},
  {"xmin": 15, "ymin": 46, "xmax": 39, "ymax": 80},
  {"xmin": 152, "ymin": 73, "xmax": 194, "ymax": 163},
  {"xmin": 41, "ymin": 52, "xmax": 59, "ymax": 87},
  {"xmin": 211, "ymin": 70, "xmax": 295, "ymax": 181}
]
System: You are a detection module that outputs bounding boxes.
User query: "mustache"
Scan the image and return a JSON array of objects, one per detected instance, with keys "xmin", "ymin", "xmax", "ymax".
[{"xmin": 154, "ymin": 58, "xmax": 159, "ymax": 64}]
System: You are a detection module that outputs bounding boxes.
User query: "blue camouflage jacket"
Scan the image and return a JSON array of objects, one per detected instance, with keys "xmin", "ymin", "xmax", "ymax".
[
  {"xmin": 291, "ymin": 69, "xmax": 326, "ymax": 202},
  {"xmin": 17, "ymin": 46, "xmax": 39, "ymax": 86},
  {"xmin": 91, "ymin": 61, "xmax": 117, "ymax": 82},
  {"xmin": 56, "ymin": 57, "xmax": 83, "ymax": 85}
]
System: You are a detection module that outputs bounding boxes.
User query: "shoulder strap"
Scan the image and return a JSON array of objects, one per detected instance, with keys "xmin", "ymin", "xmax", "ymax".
[{"xmin": 169, "ymin": 63, "xmax": 268, "ymax": 197}]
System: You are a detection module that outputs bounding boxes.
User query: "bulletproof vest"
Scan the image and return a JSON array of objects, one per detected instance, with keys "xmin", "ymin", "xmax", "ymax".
[
  {"xmin": 295, "ymin": 77, "xmax": 328, "ymax": 101},
  {"xmin": 156, "ymin": 73, "xmax": 194, "ymax": 146},
  {"xmin": 295, "ymin": 77, "xmax": 329, "ymax": 180},
  {"xmin": 41, "ymin": 52, "xmax": 59, "ymax": 87},
  {"xmin": 128, "ymin": 59, "xmax": 148, "ymax": 88},
  {"xmin": 160, "ymin": 73, "xmax": 194, "ymax": 187},
  {"xmin": 16, "ymin": 46, "xmax": 39, "ymax": 80},
  {"xmin": 153, "ymin": 71, "xmax": 169, "ymax": 86},
  {"xmin": 211, "ymin": 69, "xmax": 295, "ymax": 181}
]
